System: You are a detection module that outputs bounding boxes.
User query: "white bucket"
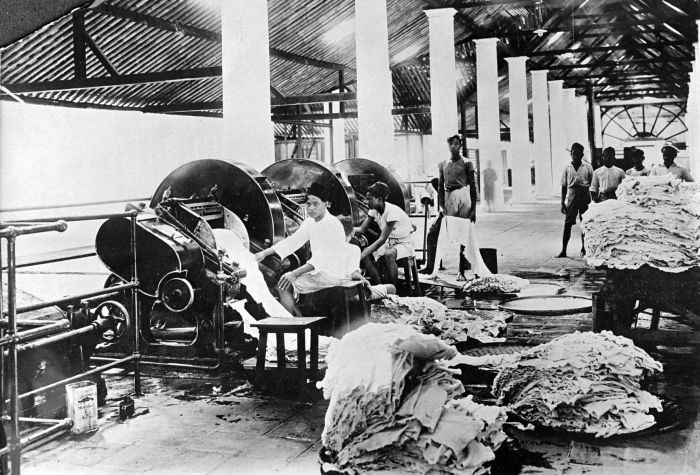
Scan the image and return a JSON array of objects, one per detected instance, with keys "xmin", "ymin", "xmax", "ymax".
[{"xmin": 65, "ymin": 381, "xmax": 98, "ymax": 434}]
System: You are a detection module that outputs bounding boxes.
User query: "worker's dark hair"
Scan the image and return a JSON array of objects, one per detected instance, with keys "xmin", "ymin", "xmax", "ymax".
[
  {"xmin": 367, "ymin": 181, "xmax": 390, "ymax": 200},
  {"xmin": 306, "ymin": 181, "xmax": 330, "ymax": 202},
  {"xmin": 662, "ymin": 144, "xmax": 678, "ymax": 157},
  {"xmin": 338, "ymin": 215, "xmax": 354, "ymax": 237},
  {"xmin": 447, "ymin": 135, "xmax": 462, "ymax": 145},
  {"xmin": 631, "ymin": 148, "xmax": 645, "ymax": 160},
  {"xmin": 571, "ymin": 142, "xmax": 584, "ymax": 154},
  {"xmin": 603, "ymin": 146, "xmax": 615, "ymax": 156}
]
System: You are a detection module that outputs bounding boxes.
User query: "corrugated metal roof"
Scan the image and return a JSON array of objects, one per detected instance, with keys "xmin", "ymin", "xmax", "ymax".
[{"xmin": 0, "ymin": 0, "xmax": 696, "ymax": 138}]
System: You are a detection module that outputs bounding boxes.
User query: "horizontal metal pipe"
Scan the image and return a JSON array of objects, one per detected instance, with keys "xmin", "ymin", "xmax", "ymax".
[
  {"xmin": 0, "ymin": 197, "xmax": 150, "ymax": 213},
  {"xmin": 0, "ymin": 320, "xmax": 70, "ymax": 347},
  {"xmin": 0, "ymin": 209, "xmax": 137, "ymax": 224},
  {"xmin": 0, "ymin": 221, "xmax": 67, "ymax": 238},
  {"xmin": 17, "ymin": 324, "xmax": 96, "ymax": 353},
  {"xmin": 0, "ymin": 319, "xmax": 66, "ymax": 327},
  {"xmin": 1, "ymin": 251, "xmax": 96, "ymax": 270},
  {"xmin": 18, "ymin": 417, "xmax": 71, "ymax": 425},
  {"xmin": 139, "ymin": 359, "xmax": 220, "ymax": 370},
  {"xmin": 2, "ymin": 282, "xmax": 136, "ymax": 316},
  {"xmin": 0, "ymin": 419, "xmax": 73, "ymax": 457},
  {"xmin": 20, "ymin": 355, "xmax": 136, "ymax": 400}
]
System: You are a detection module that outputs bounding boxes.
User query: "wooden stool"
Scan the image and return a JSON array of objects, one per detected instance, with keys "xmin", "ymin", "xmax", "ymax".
[
  {"xmin": 250, "ymin": 316, "xmax": 327, "ymax": 394},
  {"xmin": 300, "ymin": 283, "xmax": 369, "ymax": 337},
  {"xmin": 397, "ymin": 256, "xmax": 422, "ymax": 296}
]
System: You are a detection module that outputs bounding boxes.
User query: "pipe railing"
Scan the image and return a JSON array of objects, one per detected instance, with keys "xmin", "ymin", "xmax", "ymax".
[{"xmin": 0, "ymin": 210, "xmax": 142, "ymax": 475}]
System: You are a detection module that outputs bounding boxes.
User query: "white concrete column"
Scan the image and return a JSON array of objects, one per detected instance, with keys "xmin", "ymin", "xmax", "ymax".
[
  {"xmin": 425, "ymin": 8, "xmax": 458, "ymax": 170},
  {"xmin": 506, "ymin": 56, "xmax": 534, "ymax": 203},
  {"xmin": 531, "ymin": 70, "xmax": 552, "ymax": 197},
  {"xmin": 548, "ymin": 80, "xmax": 565, "ymax": 194},
  {"xmin": 322, "ymin": 102, "xmax": 346, "ymax": 164},
  {"xmin": 562, "ymin": 88, "xmax": 578, "ymax": 150},
  {"xmin": 355, "ymin": 0, "xmax": 395, "ymax": 164},
  {"xmin": 332, "ymin": 117, "xmax": 345, "ymax": 164},
  {"xmin": 475, "ymin": 38, "xmax": 504, "ymax": 208},
  {"xmin": 593, "ymin": 103, "xmax": 603, "ymax": 149},
  {"xmin": 221, "ymin": 0, "xmax": 275, "ymax": 166},
  {"xmin": 575, "ymin": 95, "xmax": 590, "ymax": 161}
]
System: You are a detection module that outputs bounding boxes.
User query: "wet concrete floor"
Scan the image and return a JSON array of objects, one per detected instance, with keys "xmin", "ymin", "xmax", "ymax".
[{"xmin": 12, "ymin": 202, "xmax": 700, "ymax": 474}]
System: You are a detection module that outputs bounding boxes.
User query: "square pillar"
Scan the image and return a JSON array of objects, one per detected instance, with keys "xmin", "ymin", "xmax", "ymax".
[
  {"xmin": 548, "ymin": 80, "xmax": 566, "ymax": 194},
  {"xmin": 355, "ymin": 0, "xmax": 395, "ymax": 164},
  {"xmin": 531, "ymin": 70, "xmax": 553, "ymax": 197},
  {"xmin": 474, "ymin": 38, "xmax": 504, "ymax": 209},
  {"xmin": 506, "ymin": 56, "xmax": 534, "ymax": 203},
  {"xmin": 425, "ymin": 8, "xmax": 459, "ymax": 173},
  {"xmin": 221, "ymin": 0, "xmax": 275, "ymax": 166}
]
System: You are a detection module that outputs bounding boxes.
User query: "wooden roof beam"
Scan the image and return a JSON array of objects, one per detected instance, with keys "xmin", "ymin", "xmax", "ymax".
[
  {"xmin": 528, "ymin": 40, "xmax": 690, "ymax": 57},
  {"xmin": 2, "ymin": 67, "xmax": 222, "ymax": 94},
  {"xmin": 269, "ymin": 48, "xmax": 355, "ymax": 73},
  {"xmin": 538, "ymin": 56, "xmax": 693, "ymax": 70},
  {"xmin": 93, "ymin": 3, "xmax": 222, "ymax": 42},
  {"xmin": 271, "ymin": 92, "xmax": 356, "ymax": 107},
  {"xmin": 94, "ymin": 4, "xmax": 354, "ymax": 73}
]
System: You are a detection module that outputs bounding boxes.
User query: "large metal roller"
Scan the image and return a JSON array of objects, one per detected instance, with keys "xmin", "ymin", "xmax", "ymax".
[
  {"xmin": 262, "ymin": 159, "xmax": 360, "ymax": 224},
  {"xmin": 334, "ymin": 158, "xmax": 410, "ymax": 215},
  {"xmin": 150, "ymin": 159, "xmax": 285, "ymax": 247}
]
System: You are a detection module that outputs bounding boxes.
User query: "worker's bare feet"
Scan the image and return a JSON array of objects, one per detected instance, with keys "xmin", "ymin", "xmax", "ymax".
[
  {"xmin": 555, "ymin": 251, "xmax": 567, "ymax": 258},
  {"xmin": 456, "ymin": 274, "xmax": 467, "ymax": 282}
]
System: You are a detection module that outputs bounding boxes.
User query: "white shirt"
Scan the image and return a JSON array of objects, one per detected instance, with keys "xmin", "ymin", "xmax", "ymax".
[
  {"xmin": 650, "ymin": 163, "xmax": 694, "ymax": 182},
  {"xmin": 590, "ymin": 166, "xmax": 626, "ymax": 194},
  {"xmin": 626, "ymin": 167, "xmax": 650, "ymax": 177},
  {"xmin": 339, "ymin": 243, "xmax": 361, "ymax": 279},
  {"xmin": 272, "ymin": 212, "xmax": 346, "ymax": 278},
  {"xmin": 560, "ymin": 161, "xmax": 594, "ymax": 206},
  {"xmin": 368, "ymin": 202, "xmax": 413, "ymax": 240}
]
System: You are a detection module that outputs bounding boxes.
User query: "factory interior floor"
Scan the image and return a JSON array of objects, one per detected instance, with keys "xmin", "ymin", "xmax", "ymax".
[{"xmin": 10, "ymin": 202, "xmax": 700, "ymax": 474}]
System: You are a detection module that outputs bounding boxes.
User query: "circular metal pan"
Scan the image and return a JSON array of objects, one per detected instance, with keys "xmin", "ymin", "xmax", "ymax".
[
  {"xmin": 507, "ymin": 395, "xmax": 688, "ymax": 440},
  {"xmin": 150, "ymin": 159, "xmax": 285, "ymax": 246},
  {"xmin": 498, "ymin": 295, "xmax": 592, "ymax": 316},
  {"xmin": 334, "ymin": 158, "xmax": 410, "ymax": 214}
]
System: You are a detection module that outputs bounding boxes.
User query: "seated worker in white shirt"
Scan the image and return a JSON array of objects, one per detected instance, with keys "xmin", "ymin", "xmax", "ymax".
[
  {"xmin": 650, "ymin": 144, "xmax": 694, "ymax": 182},
  {"xmin": 354, "ymin": 181, "xmax": 415, "ymax": 287},
  {"xmin": 626, "ymin": 148, "xmax": 650, "ymax": 177},
  {"xmin": 255, "ymin": 181, "xmax": 346, "ymax": 317},
  {"xmin": 590, "ymin": 146, "xmax": 626, "ymax": 202}
]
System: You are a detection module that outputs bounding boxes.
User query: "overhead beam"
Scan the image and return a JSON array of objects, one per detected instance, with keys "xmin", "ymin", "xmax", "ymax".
[
  {"xmin": 271, "ymin": 92, "xmax": 356, "ymax": 106},
  {"xmin": 84, "ymin": 33, "xmax": 119, "ymax": 76},
  {"xmin": 94, "ymin": 3, "xmax": 354, "ymax": 73},
  {"xmin": 273, "ymin": 105, "xmax": 431, "ymax": 122},
  {"xmin": 71, "ymin": 10, "xmax": 86, "ymax": 79},
  {"xmin": 527, "ymin": 40, "xmax": 690, "ymax": 57},
  {"xmin": 93, "ymin": 3, "xmax": 222, "ymax": 42},
  {"xmin": 1, "ymin": 67, "xmax": 222, "ymax": 94},
  {"xmin": 537, "ymin": 56, "xmax": 694, "ymax": 70},
  {"xmin": 143, "ymin": 101, "xmax": 222, "ymax": 113},
  {"xmin": 444, "ymin": 0, "xmax": 596, "ymax": 7},
  {"xmin": 269, "ymin": 48, "xmax": 354, "ymax": 73},
  {"xmin": 598, "ymin": 97, "xmax": 687, "ymax": 106}
]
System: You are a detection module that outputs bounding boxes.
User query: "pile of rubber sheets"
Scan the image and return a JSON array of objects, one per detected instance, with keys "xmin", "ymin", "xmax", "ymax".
[
  {"xmin": 319, "ymin": 323, "xmax": 507, "ymax": 474},
  {"xmin": 371, "ymin": 295, "xmax": 507, "ymax": 344},
  {"xmin": 581, "ymin": 176, "xmax": 700, "ymax": 272},
  {"xmin": 461, "ymin": 274, "xmax": 530, "ymax": 294},
  {"xmin": 489, "ymin": 331, "xmax": 663, "ymax": 437}
]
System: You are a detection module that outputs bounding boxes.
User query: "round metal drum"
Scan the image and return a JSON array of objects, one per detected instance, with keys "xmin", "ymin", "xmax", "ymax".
[
  {"xmin": 262, "ymin": 159, "xmax": 360, "ymax": 223},
  {"xmin": 334, "ymin": 158, "xmax": 410, "ymax": 214},
  {"xmin": 150, "ymin": 159, "xmax": 285, "ymax": 246},
  {"xmin": 498, "ymin": 295, "xmax": 592, "ymax": 316}
]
